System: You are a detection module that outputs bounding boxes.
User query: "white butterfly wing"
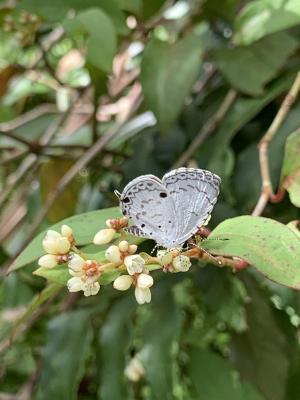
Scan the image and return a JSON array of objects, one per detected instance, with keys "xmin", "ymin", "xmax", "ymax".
[
  {"xmin": 162, "ymin": 168, "xmax": 221, "ymax": 245},
  {"xmin": 119, "ymin": 175, "xmax": 177, "ymax": 247}
]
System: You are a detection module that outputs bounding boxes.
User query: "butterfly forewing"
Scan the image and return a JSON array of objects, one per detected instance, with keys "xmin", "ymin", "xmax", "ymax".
[
  {"xmin": 119, "ymin": 175, "xmax": 177, "ymax": 246},
  {"xmin": 162, "ymin": 168, "xmax": 221, "ymax": 245}
]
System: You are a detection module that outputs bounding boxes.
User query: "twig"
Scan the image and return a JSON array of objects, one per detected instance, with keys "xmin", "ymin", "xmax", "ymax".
[
  {"xmin": 0, "ymin": 94, "xmax": 81, "ymax": 210},
  {"xmin": 92, "ymin": 89, "xmax": 99, "ymax": 143},
  {"xmin": 0, "ymin": 104, "xmax": 58, "ymax": 132},
  {"xmin": 252, "ymin": 71, "xmax": 300, "ymax": 216},
  {"xmin": 172, "ymin": 89, "xmax": 237, "ymax": 168},
  {"xmin": 0, "ymin": 149, "xmax": 28, "ymax": 165},
  {"xmin": 10, "ymin": 93, "xmax": 142, "ymax": 260}
]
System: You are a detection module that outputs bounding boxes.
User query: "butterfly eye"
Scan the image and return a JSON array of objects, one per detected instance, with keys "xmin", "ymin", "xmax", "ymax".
[
  {"xmin": 160, "ymin": 192, "xmax": 167, "ymax": 198},
  {"xmin": 123, "ymin": 197, "xmax": 130, "ymax": 203}
]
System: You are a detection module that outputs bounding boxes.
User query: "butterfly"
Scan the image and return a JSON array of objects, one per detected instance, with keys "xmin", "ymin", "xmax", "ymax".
[{"xmin": 117, "ymin": 167, "xmax": 221, "ymax": 249}]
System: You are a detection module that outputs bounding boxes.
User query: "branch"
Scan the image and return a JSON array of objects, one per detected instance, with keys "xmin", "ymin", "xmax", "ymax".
[
  {"xmin": 173, "ymin": 89, "xmax": 237, "ymax": 168},
  {"xmin": 252, "ymin": 71, "xmax": 300, "ymax": 216},
  {"xmin": 9, "ymin": 92, "xmax": 142, "ymax": 263},
  {"xmin": 0, "ymin": 130, "xmax": 38, "ymax": 150}
]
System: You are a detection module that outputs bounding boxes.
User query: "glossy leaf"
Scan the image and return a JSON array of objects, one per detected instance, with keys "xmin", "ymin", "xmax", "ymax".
[
  {"xmin": 207, "ymin": 73, "xmax": 296, "ymax": 178},
  {"xmin": 141, "ymin": 35, "xmax": 203, "ymax": 131},
  {"xmin": 215, "ymin": 32, "xmax": 298, "ymax": 96},
  {"xmin": 35, "ymin": 310, "xmax": 93, "ymax": 400},
  {"xmin": 234, "ymin": 0, "xmax": 300, "ymax": 45},
  {"xmin": 98, "ymin": 296, "xmax": 136, "ymax": 400},
  {"xmin": 202, "ymin": 216, "xmax": 300, "ymax": 289},
  {"xmin": 140, "ymin": 280, "xmax": 183, "ymax": 399},
  {"xmin": 64, "ymin": 8, "xmax": 117, "ymax": 72},
  {"xmin": 9, "ymin": 207, "xmax": 121, "ymax": 272},
  {"xmin": 188, "ymin": 348, "xmax": 263, "ymax": 400},
  {"xmin": 280, "ymin": 129, "xmax": 300, "ymax": 207},
  {"xmin": 231, "ymin": 276, "xmax": 290, "ymax": 400},
  {"xmin": 18, "ymin": 0, "xmax": 128, "ymax": 33}
]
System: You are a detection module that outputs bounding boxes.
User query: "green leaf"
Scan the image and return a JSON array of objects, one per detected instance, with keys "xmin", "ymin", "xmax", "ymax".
[
  {"xmin": 36, "ymin": 310, "xmax": 93, "ymax": 400},
  {"xmin": 231, "ymin": 276, "xmax": 290, "ymax": 400},
  {"xmin": 98, "ymin": 296, "xmax": 136, "ymax": 400},
  {"xmin": 9, "ymin": 207, "xmax": 121, "ymax": 272},
  {"xmin": 39, "ymin": 159, "xmax": 81, "ymax": 223},
  {"xmin": 141, "ymin": 35, "xmax": 203, "ymax": 131},
  {"xmin": 234, "ymin": 0, "xmax": 300, "ymax": 45},
  {"xmin": 207, "ymin": 73, "xmax": 296, "ymax": 177},
  {"xmin": 188, "ymin": 348, "xmax": 263, "ymax": 400},
  {"xmin": 64, "ymin": 8, "xmax": 117, "ymax": 72},
  {"xmin": 280, "ymin": 129, "xmax": 300, "ymax": 207},
  {"xmin": 215, "ymin": 32, "xmax": 298, "ymax": 96},
  {"xmin": 202, "ymin": 216, "xmax": 300, "ymax": 289},
  {"xmin": 140, "ymin": 281, "xmax": 183, "ymax": 399},
  {"xmin": 18, "ymin": 0, "xmax": 128, "ymax": 34}
]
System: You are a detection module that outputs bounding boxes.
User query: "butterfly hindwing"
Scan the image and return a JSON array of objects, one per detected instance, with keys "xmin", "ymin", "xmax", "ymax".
[{"xmin": 162, "ymin": 168, "xmax": 221, "ymax": 245}]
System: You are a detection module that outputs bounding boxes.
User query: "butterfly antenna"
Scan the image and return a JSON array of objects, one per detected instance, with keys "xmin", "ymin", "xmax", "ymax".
[
  {"xmin": 114, "ymin": 190, "xmax": 121, "ymax": 200},
  {"xmin": 191, "ymin": 242, "xmax": 222, "ymax": 266}
]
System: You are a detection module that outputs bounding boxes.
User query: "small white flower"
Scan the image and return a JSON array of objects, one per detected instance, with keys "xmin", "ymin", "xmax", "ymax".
[
  {"xmin": 68, "ymin": 254, "xmax": 85, "ymax": 276},
  {"xmin": 83, "ymin": 281, "xmax": 100, "ymax": 296},
  {"xmin": 105, "ymin": 245, "xmax": 122, "ymax": 263},
  {"xmin": 137, "ymin": 273, "xmax": 153, "ymax": 289},
  {"xmin": 38, "ymin": 254, "xmax": 58, "ymax": 269},
  {"xmin": 125, "ymin": 356, "xmax": 145, "ymax": 382},
  {"xmin": 93, "ymin": 228, "xmax": 116, "ymax": 245},
  {"xmin": 67, "ymin": 276, "xmax": 84, "ymax": 292},
  {"xmin": 113, "ymin": 275, "xmax": 133, "ymax": 291},
  {"xmin": 172, "ymin": 255, "xmax": 191, "ymax": 272},
  {"xmin": 118, "ymin": 240, "xmax": 129, "ymax": 252},
  {"xmin": 135, "ymin": 287, "xmax": 151, "ymax": 304},
  {"xmin": 157, "ymin": 250, "xmax": 173, "ymax": 266},
  {"xmin": 124, "ymin": 254, "xmax": 145, "ymax": 275}
]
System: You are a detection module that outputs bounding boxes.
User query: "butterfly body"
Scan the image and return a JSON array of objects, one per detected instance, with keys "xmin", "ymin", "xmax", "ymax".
[{"xmin": 119, "ymin": 168, "xmax": 221, "ymax": 248}]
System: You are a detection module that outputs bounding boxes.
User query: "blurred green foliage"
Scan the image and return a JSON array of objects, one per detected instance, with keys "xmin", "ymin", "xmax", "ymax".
[{"xmin": 1, "ymin": 0, "xmax": 300, "ymax": 399}]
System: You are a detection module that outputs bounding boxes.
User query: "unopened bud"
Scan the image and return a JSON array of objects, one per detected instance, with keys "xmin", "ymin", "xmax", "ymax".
[
  {"xmin": 113, "ymin": 275, "xmax": 133, "ymax": 291},
  {"xmin": 38, "ymin": 254, "xmax": 57, "ymax": 268},
  {"xmin": 118, "ymin": 240, "xmax": 129, "ymax": 252},
  {"xmin": 105, "ymin": 245, "xmax": 122, "ymax": 263},
  {"xmin": 93, "ymin": 228, "xmax": 116, "ymax": 245},
  {"xmin": 128, "ymin": 244, "xmax": 137, "ymax": 254}
]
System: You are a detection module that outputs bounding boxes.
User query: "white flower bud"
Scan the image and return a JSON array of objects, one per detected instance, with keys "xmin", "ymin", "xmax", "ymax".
[
  {"xmin": 83, "ymin": 282, "xmax": 100, "ymax": 296},
  {"xmin": 56, "ymin": 237, "xmax": 71, "ymax": 254},
  {"xmin": 118, "ymin": 240, "xmax": 129, "ymax": 252},
  {"xmin": 137, "ymin": 273, "xmax": 153, "ymax": 289},
  {"xmin": 67, "ymin": 276, "xmax": 84, "ymax": 292},
  {"xmin": 113, "ymin": 275, "xmax": 133, "ymax": 291},
  {"xmin": 135, "ymin": 287, "xmax": 151, "ymax": 304},
  {"xmin": 105, "ymin": 245, "xmax": 122, "ymax": 263},
  {"xmin": 61, "ymin": 224, "xmax": 73, "ymax": 239},
  {"xmin": 172, "ymin": 255, "xmax": 191, "ymax": 272},
  {"xmin": 42, "ymin": 230, "xmax": 61, "ymax": 254},
  {"xmin": 93, "ymin": 228, "xmax": 116, "ymax": 245},
  {"xmin": 68, "ymin": 254, "xmax": 85, "ymax": 276},
  {"xmin": 125, "ymin": 357, "xmax": 145, "ymax": 382},
  {"xmin": 44, "ymin": 230, "xmax": 61, "ymax": 241},
  {"xmin": 124, "ymin": 255, "xmax": 144, "ymax": 275},
  {"xmin": 38, "ymin": 254, "xmax": 57, "ymax": 268},
  {"xmin": 128, "ymin": 244, "xmax": 137, "ymax": 254},
  {"xmin": 157, "ymin": 250, "xmax": 173, "ymax": 266}
]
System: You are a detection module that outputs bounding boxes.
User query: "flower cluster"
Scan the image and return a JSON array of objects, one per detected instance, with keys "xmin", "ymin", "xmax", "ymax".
[
  {"xmin": 38, "ymin": 216, "xmax": 193, "ymax": 304},
  {"xmin": 157, "ymin": 249, "xmax": 192, "ymax": 272}
]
